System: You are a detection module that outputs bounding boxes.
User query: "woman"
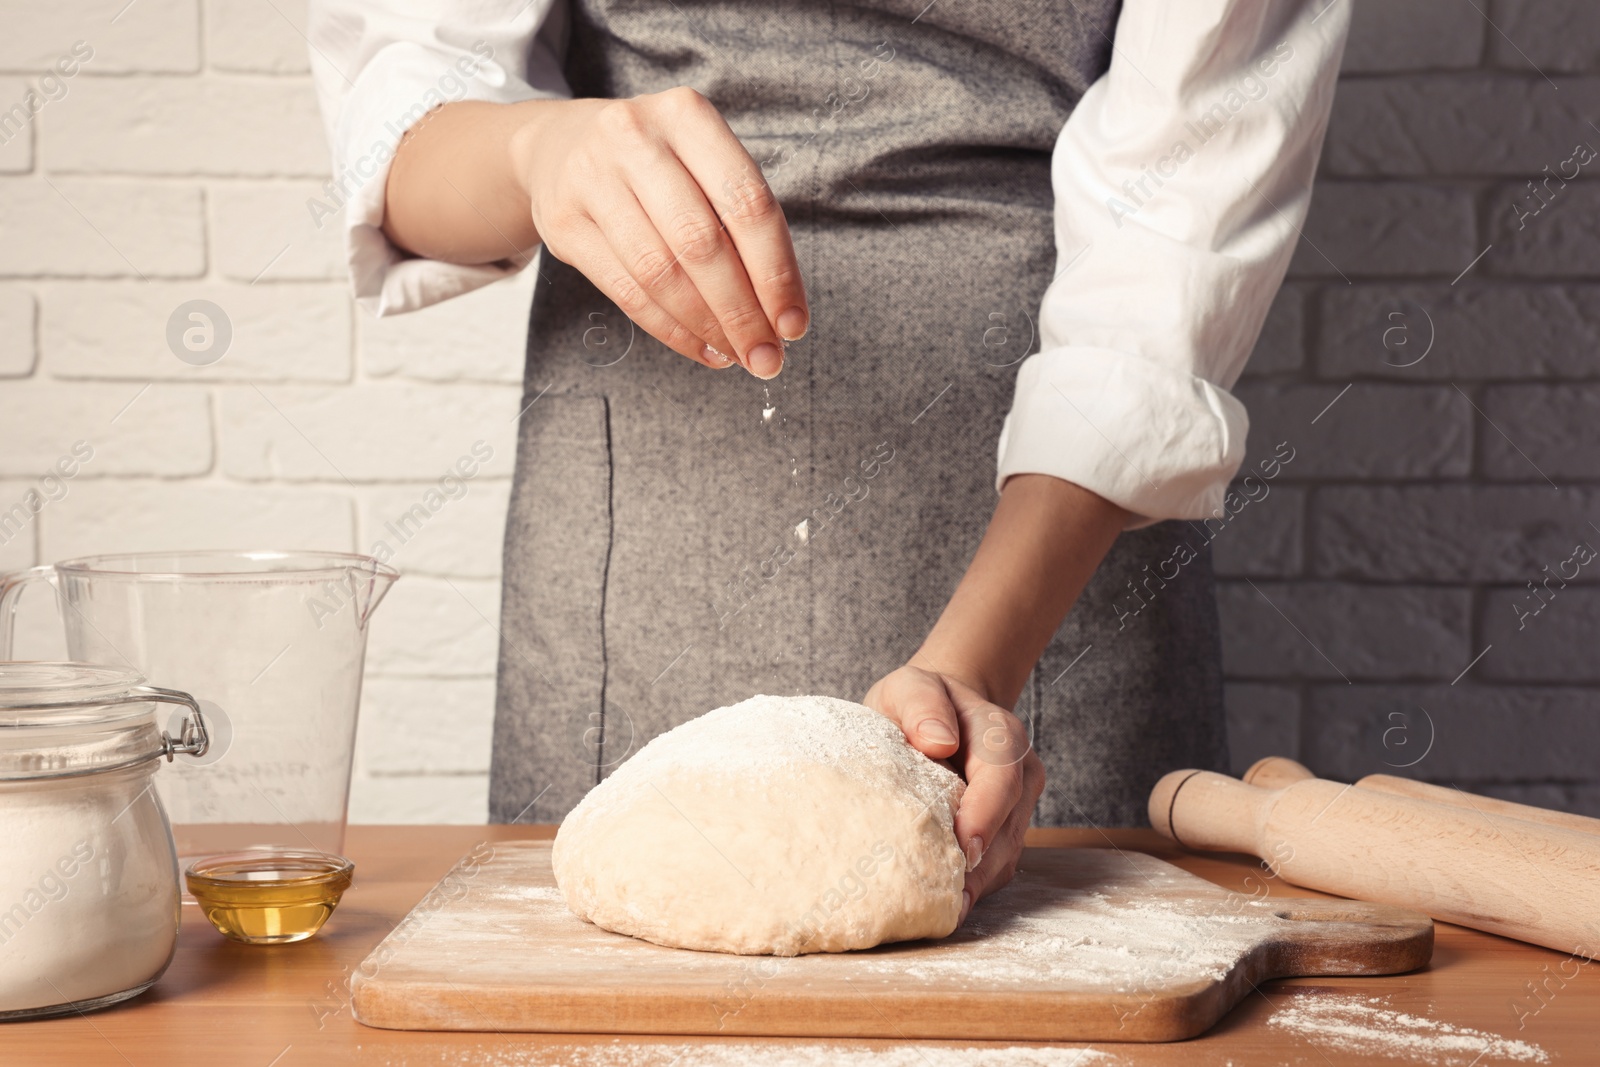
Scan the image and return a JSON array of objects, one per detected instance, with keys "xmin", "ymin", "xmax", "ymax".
[{"xmin": 310, "ymin": 0, "xmax": 1348, "ymax": 919}]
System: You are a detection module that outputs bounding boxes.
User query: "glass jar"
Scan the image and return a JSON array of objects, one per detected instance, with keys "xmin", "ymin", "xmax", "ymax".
[{"xmin": 0, "ymin": 662, "xmax": 208, "ymax": 1020}]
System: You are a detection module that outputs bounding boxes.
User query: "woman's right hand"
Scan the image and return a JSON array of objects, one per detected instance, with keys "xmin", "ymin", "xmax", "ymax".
[
  {"xmin": 510, "ymin": 90, "xmax": 806, "ymax": 377},
  {"xmin": 383, "ymin": 90, "xmax": 806, "ymax": 377}
]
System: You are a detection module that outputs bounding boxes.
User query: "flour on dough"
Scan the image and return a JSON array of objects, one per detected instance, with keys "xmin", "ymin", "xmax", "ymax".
[{"xmin": 552, "ymin": 694, "xmax": 966, "ymax": 956}]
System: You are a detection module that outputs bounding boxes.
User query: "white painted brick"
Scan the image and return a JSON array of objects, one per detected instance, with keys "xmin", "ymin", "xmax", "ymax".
[
  {"xmin": 358, "ymin": 677, "xmax": 494, "ymax": 774},
  {"xmin": 366, "ymin": 576, "xmax": 500, "ymax": 677},
  {"xmin": 361, "ymin": 270, "xmax": 535, "ymax": 383},
  {"xmin": 0, "ymin": 1, "xmax": 197, "ymax": 73},
  {"xmin": 0, "ymin": 178, "xmax": 203, "ymax": 277},
  {"xmin": 0, "ymin": 287, "xmax": 35, "ymax": 376},
  {"xmin": 0, "ymin": 481, "xmax": 38, "ymax": 571},
  {"xmin": 360, "ymin": 480, "xmax": 510, "ymax": 578},
  {"xmin": 0, "ymin": 79, "xmax": 33, "ymax": 172},
  {"xmin": 42, "ymin": 281, "xmax": 351, "ymax": 382},
  {"xmin": 40, "ymin": 480, "xmax": 354, "ymax": 561},
  {"xmin": 43, "ymin": 77, "xmax": 328, "ymax": 176},
  {"xmin": 0, "ymin": 383, "xmax": 210, "ymax": 477},
  {"xmin": 219, "ymin": 384, "xmax": 518, "ymax": 481},
  {"xmin": 348, "ymin": 773, "xmax": 487, "ymax": 824},
  {"xmin": 207, "ymin": 0, "xmax": 311, "ymax": 73},
  {"xmin": 210, "ymin": 181, "xmax": 345, "ymax": 282}
]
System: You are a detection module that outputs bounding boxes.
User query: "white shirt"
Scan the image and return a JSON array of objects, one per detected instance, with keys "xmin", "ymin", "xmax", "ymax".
[{"xmin": 307, "ymin": 0, "xmax": 1350, "ymax": 528}]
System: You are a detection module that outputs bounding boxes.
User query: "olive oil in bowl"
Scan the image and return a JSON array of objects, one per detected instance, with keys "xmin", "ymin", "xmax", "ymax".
[{"xmin": 185, "ymin": 851, "xmax": 354, "ymax": 945}]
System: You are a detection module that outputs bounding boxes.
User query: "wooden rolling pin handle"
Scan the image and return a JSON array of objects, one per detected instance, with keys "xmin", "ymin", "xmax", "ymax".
[
  {"xmin": 1150, "ymin": 767, "xmax": 1600, "ymax": 959},
  {"xmin": 1148, "ymin": 769, "xmax": 1268, "ymax": 856},
  {"xmin": 1243, "ymin": 756, "xmax": 1315, "ymax": 790}
]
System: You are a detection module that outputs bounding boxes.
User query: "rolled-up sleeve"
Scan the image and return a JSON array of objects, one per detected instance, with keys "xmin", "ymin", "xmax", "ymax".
[
  {"xmin": 306, "ymin": 0, "xmax": 572, "ymax": 316},
  {"xmin": 995, "ymin": 0, "xmax": 1350, "ymax": 527}
]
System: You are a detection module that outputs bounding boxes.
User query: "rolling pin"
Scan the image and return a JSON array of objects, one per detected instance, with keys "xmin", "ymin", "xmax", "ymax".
[
  {"xmin": 1149, "ymin": 768, "xmax": 1600, "ymax": 959},
  {"xmin": 1243, "ymin": 756, "xmax": 1600, "ymax": 838}
]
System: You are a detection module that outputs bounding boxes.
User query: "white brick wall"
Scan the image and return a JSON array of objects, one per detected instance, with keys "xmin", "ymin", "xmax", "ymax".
[{"xmin": 0, "ymin": 1, "xmax": 532, "ymax": 824}]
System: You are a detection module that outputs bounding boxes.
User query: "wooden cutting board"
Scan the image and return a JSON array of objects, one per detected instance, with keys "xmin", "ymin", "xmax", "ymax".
[{"xmin": 351, "ymin": 841, "xmax": 1431, "ymax": 1042}]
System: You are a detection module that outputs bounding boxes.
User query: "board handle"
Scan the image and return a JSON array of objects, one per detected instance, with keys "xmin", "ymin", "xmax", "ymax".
[{"xmin": 1251, "ymin": 897, "xmax": 1434, "ymax": 977}]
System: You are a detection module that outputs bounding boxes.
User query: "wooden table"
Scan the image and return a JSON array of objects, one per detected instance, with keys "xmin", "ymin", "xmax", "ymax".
[{"xmin": 7, "ymin": 827, "xmax": 1596, "ymax": 1066}]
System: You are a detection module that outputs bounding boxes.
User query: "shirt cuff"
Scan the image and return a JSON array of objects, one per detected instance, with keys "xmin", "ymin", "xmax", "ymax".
[
  {"xmin": 331, "ymin": 42, "xmax": 554, "ymax": 317},
  {"xmin": 994, "ymin": 346, "xmax": 1248, "ymax": 529}
]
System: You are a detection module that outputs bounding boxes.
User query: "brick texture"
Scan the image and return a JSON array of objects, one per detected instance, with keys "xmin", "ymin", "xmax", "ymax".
[
  {"xmin": 0, "ymin": 287, "xmax": 35, "ymax": 376},
  {"xmin": 1489, "ymin": 1, "xmax": 1600, "ymax": 74},
  {"xmin": 0, "ymin": 78, "xmax": 34, "ymax": 173},
  {"xmin": 42, "ymin": 481, "xmax": 354, "ymax": 560},
  {"xmin": 0, "ymin": 2, "xmax": 1594, "ymax": 824},
  {"xmin": 0, "ymin": 179, "xmax": 204, "ymax": 277},
  {"xmin": 1304, "ymin": 684, "xmax": 1600, "ymax": 784},
  {"xmin": 0, "ymin": 1, "xmax": 199, "ymax": 73},
  {"xmin": 1225, "ymin": 3, "xmax": 1600, "ymax": 820},
  {"xmin": 1317, "ymin": 284, "xmax": 1600, "ymax": 380},
  {"xmin": 1216, "ymin": 581, "xmax": 1472, "ymax": 681},
  {"xmin": 1312, "ymin": 486, "xmax": 1600, "ymax": 581},
  {"xmin": 42, "ymin": 281, "xmax": 351, "ymax": 381},
  {"xmin": 219, "ymin": 385, "xmax": 518, "ymax": 481},
  {"xmin": 1230, "ymin": 383, "xmax": 1474, "ymax": 481},
  {"xmin": 1322, "ymin": 77, "xmax": 1600, "ymax": 177},
  {"xmin": 43, "ymin": 78, "xmax": 328, "ymax": 176},
  {"xmin": 1342, "ymin": 0, "xmax": 1485, "ymax": 73},
  {"xmin": 1481, "ymin": 385, "xmax": 1600, "ymax": 482},
  {"xmin": 1288, "ymin": 182, "xmax": 1478, "ymax": 278}
]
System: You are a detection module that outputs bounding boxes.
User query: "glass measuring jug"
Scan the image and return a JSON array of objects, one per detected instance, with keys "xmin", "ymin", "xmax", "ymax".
[{"xmin": 0, "ymin": 551, "xmax": 397, "ymax": 864}]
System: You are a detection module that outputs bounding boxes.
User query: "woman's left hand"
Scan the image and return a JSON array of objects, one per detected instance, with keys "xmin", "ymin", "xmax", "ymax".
[{"xmin": 863, "ymin": 663, "xmax": 1045, "ymax": 924}]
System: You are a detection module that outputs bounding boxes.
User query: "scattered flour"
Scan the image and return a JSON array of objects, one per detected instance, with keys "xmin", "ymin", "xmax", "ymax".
[
  {"xmin": 861, "ymin": 876, "xmax": 1264, "ymax": 991},
  {"xmin": 1266, "ymin": 993, "xmax": 1549, "ymax": 1065}
]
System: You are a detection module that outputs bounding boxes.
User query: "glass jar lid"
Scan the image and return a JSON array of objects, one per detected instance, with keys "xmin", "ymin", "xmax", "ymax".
[
  {"xmin": 0, "ymin": 662, "xmax": 147, "ymax": 711},
  {"xmin": 0, "ymin": 662, "xmax": 208, "ymax": 780}
]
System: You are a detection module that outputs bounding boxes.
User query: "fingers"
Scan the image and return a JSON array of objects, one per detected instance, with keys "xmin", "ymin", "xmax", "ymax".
[
  {"xmin": 615, "ymin": 90, "xmax": 796, "ymax": 378},
  {"xmin": 666, "ymin": 92, "xmax": 808, "ymax": 342},
  {"xmin": 590, "ymin": 185, "xmax": 742, "ymax": 365},
  {"xmin": 552, "ymin": 215, "xmax": 737, "ymax": 371},
  {"xmin": 866, "ymin": 666, "xmax": 962, "ymax": 763},
  {"xmin": 944, "ymin": 685, "xmax": 1038, "ymax": 890},
  {"xmin": 863, "ymin": 667, "xmax": 1046, "ymax": 923},
  {"xmin": 961, "ymin": 754, "xmax": 1043, "ymax": 917}
]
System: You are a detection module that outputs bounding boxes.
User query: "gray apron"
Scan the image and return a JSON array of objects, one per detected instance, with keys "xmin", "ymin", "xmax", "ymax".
[{"xmin": 490, "ymin": 0, "xmax": 1230, "ymax": 829}]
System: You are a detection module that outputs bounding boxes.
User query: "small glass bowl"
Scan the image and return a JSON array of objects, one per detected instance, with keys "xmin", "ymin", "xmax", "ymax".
[{"xmin": 185, "ymin": 850, "xmax": 354, "ymax": 945}]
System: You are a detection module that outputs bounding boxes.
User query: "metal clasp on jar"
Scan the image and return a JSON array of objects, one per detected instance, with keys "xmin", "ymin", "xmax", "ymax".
[{"xmin": 20, "ymin": 686, "xmax": 210, "ymax": 777}]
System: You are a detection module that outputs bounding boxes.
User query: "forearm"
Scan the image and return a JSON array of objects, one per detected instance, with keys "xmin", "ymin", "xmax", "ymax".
[
  {"xmin": 381, "ymin": 98, "xmax": 598, "ymax": 265},
  {"xmin": 914, "ymin": 474, "xmax": 1129, "ymax": 709}
]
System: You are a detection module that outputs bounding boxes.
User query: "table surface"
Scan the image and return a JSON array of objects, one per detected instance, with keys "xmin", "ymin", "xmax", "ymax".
[{"xmin": 7, "ymin": 826, "xmax": 1595, "ymax": 1066}]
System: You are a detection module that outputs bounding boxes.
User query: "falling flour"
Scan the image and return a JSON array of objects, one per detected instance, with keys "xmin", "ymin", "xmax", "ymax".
[{"xmin": 1265, "ymin": 993, "xmax": 1549, "ymax": 1065}]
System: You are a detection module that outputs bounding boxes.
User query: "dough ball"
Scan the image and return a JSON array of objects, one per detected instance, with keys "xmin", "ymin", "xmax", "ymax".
[{"xmin": 552, "ymin": 694, "xmax": 966, "ymax": 955}]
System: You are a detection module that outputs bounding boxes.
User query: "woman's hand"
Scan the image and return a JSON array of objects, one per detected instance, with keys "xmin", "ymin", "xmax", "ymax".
[
  {"xmin": 383, "ymin": 91, "xmax": 806, "ymax": 378},
  {"xmin": 864, "ymin": 663, "xmax": 1045, "ymax": 922},
  {"xmin": 860, "ymin": 475, "xmax": 1131, "ymax": 923}
]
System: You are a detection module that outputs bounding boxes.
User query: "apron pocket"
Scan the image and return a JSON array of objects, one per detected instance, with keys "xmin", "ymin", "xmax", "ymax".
[{"xmin": 490, "ymin": 393, "xmax": 615, "ymax": 821}]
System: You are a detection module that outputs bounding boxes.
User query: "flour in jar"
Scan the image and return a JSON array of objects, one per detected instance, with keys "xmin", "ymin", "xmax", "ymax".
[{"xmin": 0, "ymin": 770, "xmax": 180, "ymax": 1014}]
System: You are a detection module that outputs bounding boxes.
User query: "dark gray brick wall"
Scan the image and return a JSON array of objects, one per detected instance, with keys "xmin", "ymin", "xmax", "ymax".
[{"xmin": 1218, "ymin": 0, "xmax": 1600, "ymax": 817}]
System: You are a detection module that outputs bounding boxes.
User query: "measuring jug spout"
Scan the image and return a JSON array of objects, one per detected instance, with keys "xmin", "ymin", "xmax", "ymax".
[{"xmin": 351, "ymin": 561, "xmax": 399, "ymax": 630}]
